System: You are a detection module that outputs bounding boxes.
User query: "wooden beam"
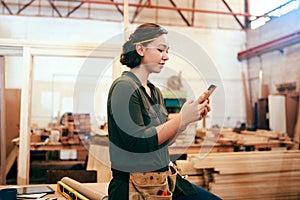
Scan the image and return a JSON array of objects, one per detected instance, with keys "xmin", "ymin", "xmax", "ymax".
[
  {"xmin": 17, "ymin": 47, "xmax": 33, "ymax": 185},
  {"xmin": 123, "ymin": 0, "xmax": 129, "ymax": 34},
  {"xmin": 0, "ymin": 56, "xmax": 6, "ymax": 184},
  {"xmin": 5, "ymin": 146, "xmax": 18, "ymax": 176},
  {"xmin": 242, "ymin": 70, "xmax": 253, "ymax": 127},
  {"xmin": 0, "ymin": 46, "xmax": 23, "ymax": 56},
  {"xmin": 294, "ymin": 99, "xmax": 300, "ymax": 149},
  {"xmin": 0, "ymin": 38, "xmax": 121, "ymax": 59},
  {"xmin": 0, "ymin": 38, "xmax": 115, "ymax": 53}
]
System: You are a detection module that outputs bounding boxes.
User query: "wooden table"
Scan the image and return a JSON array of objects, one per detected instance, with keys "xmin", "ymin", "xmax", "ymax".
[
  {"xmin": 28, "ymin": 142, "xmax": 88, "ymax": 161},
  {"xmin": 30, "ymin": 143, "xmax": 87, "ymax": 151}
]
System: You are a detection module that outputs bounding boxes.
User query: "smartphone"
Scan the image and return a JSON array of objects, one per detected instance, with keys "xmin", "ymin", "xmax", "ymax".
[{"xmin": 198, "ymin": 84, "xmax": 216, "ymax": 103}]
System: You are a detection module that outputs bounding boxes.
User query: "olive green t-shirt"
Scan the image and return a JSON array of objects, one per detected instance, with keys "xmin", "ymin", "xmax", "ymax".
[
  {"xmin": 107, "ymin": 71, "xmax": 170, "ymax": 172},
  {"xmin": 107, "ymin": 71, "xmax": 197, "ymax": 199}
]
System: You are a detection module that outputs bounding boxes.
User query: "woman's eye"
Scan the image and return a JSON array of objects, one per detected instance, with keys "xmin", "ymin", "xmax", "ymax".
[{"xmin": 157, "ymin": 49, "xmax": 168, "ymax": 54}]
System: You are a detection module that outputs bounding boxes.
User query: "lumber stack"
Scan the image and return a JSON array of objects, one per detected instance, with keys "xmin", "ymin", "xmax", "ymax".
[
  {"xmin": 176, "ymin": 159, "xmax": 212, "ymax": 190},
  {"xmin": 201, "ymin": 128, "xmax": 295, "ymax": 151},
  {"xmin": 176, "ymin": 150, "xmax": 300, "ymax": 200},
  {"xmin": 173, "ymin": 123, "xmax": 197, "ymax": 146},
  {"xmin": 73, "ymin": 113, "xmax": 91, "ymax": 134}
]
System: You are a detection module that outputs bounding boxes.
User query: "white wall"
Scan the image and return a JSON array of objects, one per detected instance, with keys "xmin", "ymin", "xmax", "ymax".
[
  {"xmin": 246, "ymin": 8, "xmax": 300, "ymax": 104},
  {"xmin": 0, "ymin": 14, "xmax": 246, "ymax": 128}
]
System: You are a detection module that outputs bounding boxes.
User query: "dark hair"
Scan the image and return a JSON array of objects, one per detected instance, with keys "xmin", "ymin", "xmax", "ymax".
[{"xmin": 120, "ymin": 23, "xmax": 168, "ymax": 69}]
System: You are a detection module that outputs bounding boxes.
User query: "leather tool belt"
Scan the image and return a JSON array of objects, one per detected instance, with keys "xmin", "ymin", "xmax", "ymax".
[{"xmin": 129, "ymin": 166, "xmax": 177, "ymax": 200}]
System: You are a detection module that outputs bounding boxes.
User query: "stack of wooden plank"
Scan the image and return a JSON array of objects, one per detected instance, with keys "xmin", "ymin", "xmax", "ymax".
[
  {"xmin": 73, "ymin": 113, "xmax": 91, "ymax": 134},
  {"xmin": 202, "ymin": 128, "xmax": 295, "ymax": 150},
  {"xmin": 173, "ymin": 123, "xmax": 197, "ymax": 146},
  {"xmin": 176, "ymin": 150, "xmax": 300, "ymax": 200},
  {"xmin": 176, "ymin": 159, "xmax": 217, "ymax": 190}
]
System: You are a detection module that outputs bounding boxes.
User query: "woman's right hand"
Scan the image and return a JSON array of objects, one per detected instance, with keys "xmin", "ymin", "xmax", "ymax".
[{"xmin": 180, "ymin": 98, "xmax": 209, "ymax": 130}]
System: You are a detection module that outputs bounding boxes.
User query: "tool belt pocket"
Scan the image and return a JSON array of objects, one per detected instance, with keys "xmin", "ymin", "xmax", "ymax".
[
  {"xmin": 167, "ymin": 165, "xmax": 177, "ymax": 193},
  {"xmin": 129, "ymin": 166, "xmax": 177, "ymax": 200}
]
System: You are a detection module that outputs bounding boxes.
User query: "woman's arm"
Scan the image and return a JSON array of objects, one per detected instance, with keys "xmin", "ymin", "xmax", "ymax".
[{"xmin": 156, "ymin": 91, "xmax": 211, "ymax": 145}]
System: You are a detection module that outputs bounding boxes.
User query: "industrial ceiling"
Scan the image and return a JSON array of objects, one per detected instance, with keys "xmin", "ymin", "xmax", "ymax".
[{"xmin": 1, "ymin": 0, "xmax": 258, "ymax": 29}]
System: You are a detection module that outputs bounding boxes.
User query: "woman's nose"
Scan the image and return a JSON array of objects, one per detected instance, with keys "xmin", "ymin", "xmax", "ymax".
[{"xmin": 162, "ymin": 51, "xmax": 169, "ymax": 61}]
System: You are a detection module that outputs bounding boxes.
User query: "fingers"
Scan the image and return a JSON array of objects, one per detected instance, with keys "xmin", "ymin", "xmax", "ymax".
[
  {"xmin": 200, "ymin": 107, "xmax": 209, "ymax": 118},
  {"xmin": 181, "ymin": 97, "xmax": 211, "ymax": 123},
  {"xmin": 207, "ymin": 103, "xmax": 211, "ymax": 112},
  {"xmin": 198, "ymin": 100, "xmax": 210, "ymax": 120},
  {"xmin": 198, "ymin": 90, "xmax": 210, "ymax": 104}
]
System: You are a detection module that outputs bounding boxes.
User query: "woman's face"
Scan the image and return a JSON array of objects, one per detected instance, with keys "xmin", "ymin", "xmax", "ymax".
[{"xmin": 140, "ymin": 34, "xmax": 169, "ymax": 73}]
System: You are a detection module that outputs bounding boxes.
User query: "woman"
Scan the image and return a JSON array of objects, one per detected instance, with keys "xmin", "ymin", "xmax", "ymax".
[{"xmin": 107, "ymin": 23, "xmax": 221, "ymax": 200}]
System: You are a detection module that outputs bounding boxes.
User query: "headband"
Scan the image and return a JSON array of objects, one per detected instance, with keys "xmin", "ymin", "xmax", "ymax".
[{"xmin": 133, "ymin": 37, "xmax": 157, "ymax": 45}]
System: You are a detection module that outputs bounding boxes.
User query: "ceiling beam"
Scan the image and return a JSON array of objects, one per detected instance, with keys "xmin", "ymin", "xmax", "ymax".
[
  {"xmin": 168, "ymin": 0, "xmax": 191, "ymax": 26},
  {"xmin": 221, "ymin": 0, "xmax": 245, "ymax": 29},
  {"xmin": 81, "ymin": 0, "xmax": 259, "ymax": 18},
  {"xmin": 48, "ymin": 0, "xmax": 62, "ymax": 17},
  {"xmin": 16, "ymin": 0, "xmax": 36, "ymax": 14},
  {"xmin": 237, "ymin": 30, "xmax": 300, "ymax": 61},
  {"xmin": 1, "ymin": 0, "xmax": 13, "ymax": 14}
]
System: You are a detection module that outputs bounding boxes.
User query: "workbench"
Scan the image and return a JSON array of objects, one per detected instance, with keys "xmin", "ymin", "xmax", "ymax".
[{"xmin": 13, "ymin": 137, "xmax": 89, "ymax": 161}]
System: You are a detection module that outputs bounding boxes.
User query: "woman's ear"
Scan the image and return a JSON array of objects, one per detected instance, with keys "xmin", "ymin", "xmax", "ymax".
[{"xmin": 135, "ymin": 44, "xmax": 144, "ymax": 57}]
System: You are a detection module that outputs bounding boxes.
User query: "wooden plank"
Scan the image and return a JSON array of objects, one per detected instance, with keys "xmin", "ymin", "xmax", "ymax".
[
  {"xmin": 293, "ymin": 98, "xmax": 300, "ymax": 149},
  {"xmin": 185, "ymin": 176, "xmax": 204, "ymax": 187},
  {"xmin": 5, "ymin": 89, "xmax": 21, "ymax": 159},
  {"xmin": 195, "ymin": 159, "xmax": 300, "ymax": 174},
  {"xmin": 169, "ymin": 144, "xmax": 234, "ymax": 155},
  {"xmin": 190, "ymin": 151, "xmax": 300, "ymax": 168},
  {"xmin": 221, "ymin": 194, "xmax": 300, "ymax": 200},
  {"xmin": 242, "ymin": 70, "xmax": 253, "ymax": 126},
  {"xmin": 240, "ymin": 130, "xmax": 283, "ymax": 139},
  {"xmin": 193, "ymin": 154, "xmax": 300, "ymax": 167},
  {"xmin": 190, "ymin": 150, "xmax": 300, "ymax": 160},
  {"xmin": 176, "ymin": 160, "xmax": 203, "ymax": 175},
  {"xmin": 17, "ymin": 47, "xmax": 33, "ymax": 185},
  {"xmin": 0, "ymin": 46, "xmax": 23, "ymax": 56},
  {"xmin": 213, "ymin": 171, "xmax": 300, "ymax": 184},
  {"xmin": 5, "ymin": 146, "xmax": 17, "ymax": 176},
  {"xmin": 0, "ymin": 56, "xmax": 6, "ymax": 184},
  {"xmin": 0, "ymin": 38, "xmax": 104, "ymax": 51},
  {"xmin": 188, "ymin": 151, "xmax": 300, "ymax": 199},
  {"xmin": 211, "ymin": 163, "xmax": 300, "ymax": 175},
  {"xmin": 29, "ymin": 48, "xmax": 116, "ymax": 58},
  {"xmin": 0, "ymin": 38, "xmax": 119, "ymax": 58},
  {"xmin": 210, "ymin": 181, "xmax": 300, "ymax": 199}
]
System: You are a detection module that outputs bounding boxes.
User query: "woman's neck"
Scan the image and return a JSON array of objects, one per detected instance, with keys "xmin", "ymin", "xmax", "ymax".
[{"xmin": 130, "ymin": 67, "xmax": 149, "ymax": 87}]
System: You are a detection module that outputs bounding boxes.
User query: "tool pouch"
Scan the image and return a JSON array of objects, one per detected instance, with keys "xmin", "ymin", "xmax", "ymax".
[{"xmin": 129, "ymin": 166, "xmax": 177, "ymax": 200}]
